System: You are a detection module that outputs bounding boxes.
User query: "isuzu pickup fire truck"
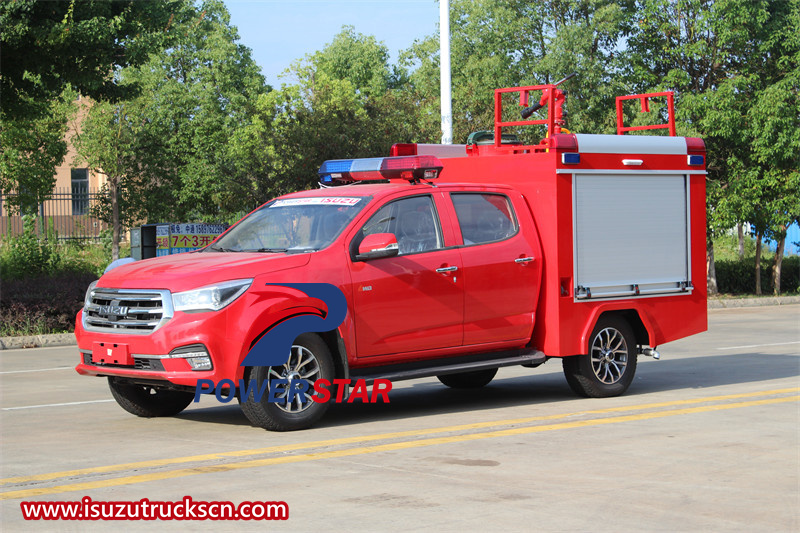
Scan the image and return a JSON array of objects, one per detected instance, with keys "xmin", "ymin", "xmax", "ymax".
[{"xmin": 75, "ymin": 83, "xmax": 707, "ymax": 431}]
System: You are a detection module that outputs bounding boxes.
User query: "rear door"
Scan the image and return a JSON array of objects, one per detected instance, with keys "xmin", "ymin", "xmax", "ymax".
[
  {"xmin": 348, "ymin": 193, "xmax": 464, "ymax": 358},
  {"xmin": 573, "ymin": 173, "xmax": 690, "ymax": 299},
  {"xmin": 448, "ymin": 190, "xmax": 541, "ymax": 345}
]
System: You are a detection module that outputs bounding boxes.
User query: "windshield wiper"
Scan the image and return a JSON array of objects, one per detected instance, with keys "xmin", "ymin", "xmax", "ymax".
[
  {"xmin": 250, "ymin": 248, "xmax": 288, "ymax": 253},
  {"xmin": 207, "ymin": 245, "xmax": 239, "ymax": 252}
]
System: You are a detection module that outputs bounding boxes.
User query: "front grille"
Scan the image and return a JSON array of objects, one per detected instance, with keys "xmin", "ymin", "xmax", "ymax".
[
  {"xmin": 81, "ymin": 352, "xmax": 165, "ymax": 371},
  {"xmin": 83, "ymin": 288, "xmax": 173, "ymax": 334},
  {"xmin": 134, "ymin": 358, "xmax": 165, "ymax": 371}
]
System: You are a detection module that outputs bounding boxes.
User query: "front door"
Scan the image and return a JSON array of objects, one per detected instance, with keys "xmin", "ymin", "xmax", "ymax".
[{"xmin": 348, "ymin": 194, "xmax": 464, "ymax": 358}]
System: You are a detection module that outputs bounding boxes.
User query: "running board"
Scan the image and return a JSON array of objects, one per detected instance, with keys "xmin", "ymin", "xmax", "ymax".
[{"xmin": 350, "ymin": 349, "xmax": 546, "ymax": 385}]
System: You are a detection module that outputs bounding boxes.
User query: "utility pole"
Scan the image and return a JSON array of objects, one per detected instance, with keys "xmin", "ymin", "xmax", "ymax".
[{"xmin": 440, "ymin": 0, "xmax": 452, "ymax": 144}]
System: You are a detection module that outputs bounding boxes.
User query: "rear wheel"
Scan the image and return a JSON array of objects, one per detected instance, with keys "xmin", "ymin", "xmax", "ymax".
[
  {"xmin": 563, "ymin": 316, "xmax": 638, "ymax": 398},
  {"xmin": 240, "ymin": 333, "xmax": 333, "ymax": 431},
  {"xmin": 108, "ymin": 378, "xmax": 194, "ymax": 417},
  {"xmin": 437, "ymin": 368, "xmax": 498, "ymax": 389}
]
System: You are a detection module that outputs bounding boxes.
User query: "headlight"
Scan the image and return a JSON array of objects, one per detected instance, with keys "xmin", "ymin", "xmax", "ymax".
[
  {"xmin": 83, "ymin": 280, "xmax": 99, "ymax": 312},
  {"xmin": 172, "ymin": 279, "xmax": 252, "ymax": 313}
]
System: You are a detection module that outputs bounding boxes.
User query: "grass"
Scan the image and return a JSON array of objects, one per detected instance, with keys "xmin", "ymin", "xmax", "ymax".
[
  {"xmin": 713, "ymin": 232, "xmax": 777, "ymax": 262},
  {"xmin": 1, "ymin": 234, "xmax": 131, "ymax": 337},
  {"xmin": 0, "ymin": 314, "xmax": 51, "ymax": 337}
]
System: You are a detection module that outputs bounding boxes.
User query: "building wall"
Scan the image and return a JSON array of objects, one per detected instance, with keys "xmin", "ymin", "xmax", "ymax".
[
  {"xmin": 1, "ymin": 97, "xmax": 108, "ymax": 238},
  {"xmin": 54, "ymin": 96, "xmax": 106, "ymax": 192}
]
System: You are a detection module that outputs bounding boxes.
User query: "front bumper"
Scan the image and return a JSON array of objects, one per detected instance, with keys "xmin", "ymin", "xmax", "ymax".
[{"xmin": 74, "ymin": 306, "xmax": 244, "ymax": 387}]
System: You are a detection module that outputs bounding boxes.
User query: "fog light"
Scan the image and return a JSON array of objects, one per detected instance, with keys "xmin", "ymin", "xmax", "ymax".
[
  {"xmin": 186, "ymin": 356, "xmax": 213, "ymax": 370},
  {"xmin": 169, "ymin": 344, "xmax": 213, "ymax": 371}
]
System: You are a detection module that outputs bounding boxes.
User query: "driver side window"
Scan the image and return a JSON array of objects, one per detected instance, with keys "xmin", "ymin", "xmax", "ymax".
[{"xmin": 358, "ymin": 196, "xmax": 443, "ymax": 255}]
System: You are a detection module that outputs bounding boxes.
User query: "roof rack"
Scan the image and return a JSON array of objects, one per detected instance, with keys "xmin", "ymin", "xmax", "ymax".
[{"xmin": 616, "ymin": 91, "xmax": 676, "ymax": 136}]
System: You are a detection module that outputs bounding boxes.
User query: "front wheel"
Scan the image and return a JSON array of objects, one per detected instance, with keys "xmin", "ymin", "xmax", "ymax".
[
  {"xmin": 563, "ymin": 316, "xmax": 638, "ymax": 398},
  {"xmin": 239, "ymin": 333, "xmax": 334, "ymax": 431},
  {"xmin": 108, "ymin": 378, "xmax": 195, "ymax": 417}
]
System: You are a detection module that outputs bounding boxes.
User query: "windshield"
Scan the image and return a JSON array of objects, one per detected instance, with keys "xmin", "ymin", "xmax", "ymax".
[{"xmin": 206, "ymin": 196, "xmax": 367, "ymax": 253}]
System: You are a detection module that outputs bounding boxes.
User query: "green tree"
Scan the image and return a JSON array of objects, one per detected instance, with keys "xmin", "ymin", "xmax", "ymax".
[
  {"xmin": 75, "ymin": 0, "xmax": 266, "ymax": 257},
  {"xmin": 0, "ymin": 0, "xmax": 186, "ymax": 226},
  {"xmin": 130, "ymin": 0, "xmax": 266, "ymax": 220},
  {"xmin": 732, "ymin": 72, "xmax": 800, "ymax": 295},
  {"xmin": 628, "ymin": 0, "xmax": 799, "ymax": 294},
  {"xmin": 310, "ymin": 26, "xmax": 399, "ymax": 98},
  {"xmin": 0, "ymin": 0, "xmax": 186, "ymax": 120},
  {"xmin": 230, "ymin": 26, "xmax": 432, "ymax": 199},
  {"xmin": 401, "ymin": 0, "xmax": 632, "ymax": 144},
  {"xmin": 744, "ymin": 2, "xmax": 800, "ymax": 294},
  {"xmin": 74, "ymin": 100, "xmax": 144, "ymax": 261},
  {"xmin": 0, "ymin": 93, "xmax": 74, "ymax": 215}
]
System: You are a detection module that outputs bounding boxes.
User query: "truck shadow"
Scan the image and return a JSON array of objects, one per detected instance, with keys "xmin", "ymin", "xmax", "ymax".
[
  {"xmin": 177, "ymin": 404, "xmax": 252, "ymax": 426},
  {"xmin": 176, "ymin": 352, "xmax": 798, "ymax": 429}
]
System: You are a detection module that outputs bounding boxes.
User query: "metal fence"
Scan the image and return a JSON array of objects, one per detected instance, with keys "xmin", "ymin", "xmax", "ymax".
[{"xmin": 0, "ymin": 187, "xmax": 108, "ymax": 241}]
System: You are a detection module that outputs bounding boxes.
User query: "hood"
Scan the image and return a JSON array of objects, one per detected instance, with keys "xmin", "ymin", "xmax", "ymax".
[{"xmin": 98, "ymin": 251, "xmax": 312, "ymax": 292}]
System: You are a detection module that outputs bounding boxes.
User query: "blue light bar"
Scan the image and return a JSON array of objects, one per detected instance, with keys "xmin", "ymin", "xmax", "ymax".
[
  {"xmin": 562, "ymin": 153, "xmax": 581, "ymax": 165},
  {"xmin": 320, "ymin": 159, "xmax": 355, "ymax": 174},
  {"xmin": 318, "ymin": 156, "xmax": 444, "ymax": 185},
  {"xmin": 688, "ymin": 155, "xmax": 704, "ymax": 166},
  {"xmin": 318, "ymin": 159, "xmax": 359, "ymax": 184}
]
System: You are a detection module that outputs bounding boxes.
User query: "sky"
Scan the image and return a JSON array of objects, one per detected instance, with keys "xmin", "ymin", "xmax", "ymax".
[{"xmin": 224, "ymin": 0, "xmax": 440, "ymax": 86}]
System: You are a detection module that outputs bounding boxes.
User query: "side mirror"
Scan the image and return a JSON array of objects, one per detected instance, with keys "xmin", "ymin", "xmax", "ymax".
[{"xmin": 356, "ymin": 233, "xmax": 399, "ymax": 261}]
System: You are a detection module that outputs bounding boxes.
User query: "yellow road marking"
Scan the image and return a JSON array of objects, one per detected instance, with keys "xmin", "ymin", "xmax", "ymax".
[
  {"xmin": 2, "ymin": 387, "xmax": 797, "ymax": 486},
  {"xmin": 1, "ymin": 394, "xmax": 796, "ymax": 501}
]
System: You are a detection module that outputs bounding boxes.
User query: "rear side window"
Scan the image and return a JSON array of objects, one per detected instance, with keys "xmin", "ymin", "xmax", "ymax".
[{"xmin": 451, "ymin": 193, "xmax": 518, "ymax": 245}]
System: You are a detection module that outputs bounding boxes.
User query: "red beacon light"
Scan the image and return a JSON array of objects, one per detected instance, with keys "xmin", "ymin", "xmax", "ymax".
[{"xmin": 318, "ymin": 155, "xmax": 443, "ymax": 185}]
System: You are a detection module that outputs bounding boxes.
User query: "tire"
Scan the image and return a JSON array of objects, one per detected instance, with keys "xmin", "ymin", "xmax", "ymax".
[
  {"xmin": 563, "ymin": 316, "xmax": 638, "ymax": 398},
  {"xmin": 108, "ymin": 378, "xmax": 194, "ymax": 417},
  {"xmin": 437, "ymin": 368, "xmax": 498, "ymax": 389},
  {"xmin": 239, "ymin": 333, "xmax": 334, "ymax": 431}
]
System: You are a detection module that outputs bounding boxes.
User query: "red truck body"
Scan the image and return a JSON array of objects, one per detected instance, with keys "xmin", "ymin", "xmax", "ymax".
[
  {"xmin": 74, "ymin": 86, "xmax": 708, "ymax": 430},
  {"xmin": 434, "ymin": 133, "xmax": 708, "ymax": 358}
]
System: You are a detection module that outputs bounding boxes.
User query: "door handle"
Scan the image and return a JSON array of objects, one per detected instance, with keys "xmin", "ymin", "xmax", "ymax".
[
  {"xmin": 514, "ymin": 257, "xmax": 535, "ymax": 264},
  {"xmin": 436, "ymin": 266, "xmax": 458, "ymax": 273}
]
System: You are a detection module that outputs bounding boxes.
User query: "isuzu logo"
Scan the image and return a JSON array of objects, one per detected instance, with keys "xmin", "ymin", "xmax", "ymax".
[{"xmin": 98, "ymin": 302, "xmax": 129, "ymax": 321}]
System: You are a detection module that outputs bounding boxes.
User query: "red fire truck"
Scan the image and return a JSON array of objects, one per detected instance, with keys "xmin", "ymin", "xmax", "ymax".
[{"xmin": 75, "ymin": 83, "xmax": 707, "ymax": 430}]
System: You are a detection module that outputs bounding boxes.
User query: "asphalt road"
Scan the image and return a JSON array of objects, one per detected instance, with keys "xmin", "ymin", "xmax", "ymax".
[{"xmin": 1, "ymin": 305, "xmax": 798, "ymax": 532}]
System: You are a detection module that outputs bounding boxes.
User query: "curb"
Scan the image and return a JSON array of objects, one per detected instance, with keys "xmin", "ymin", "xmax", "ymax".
[
  {"xmin": 708, "ymin": 295, "xmax": 800, "ymax": 309},
  {"xmin": 0, "ymin": 333, "xmax": 76, "ymax": 350},
  {"xmin": 1, "ymin": 297, "xmax": 798, "ymax": 351}
]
